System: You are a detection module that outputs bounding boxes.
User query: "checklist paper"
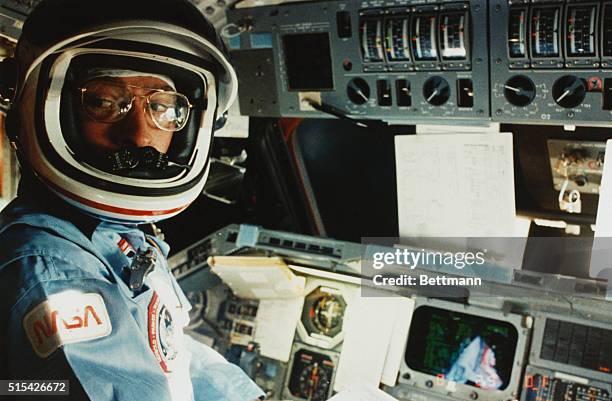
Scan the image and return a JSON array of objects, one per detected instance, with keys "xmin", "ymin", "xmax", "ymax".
[
  {"xmin": 395, "ymin": 133, "xmax": 515, "ymax": 238},
  {"xmin": 590, "ymin": 139, "xmax": 612, "ymax": 298}
]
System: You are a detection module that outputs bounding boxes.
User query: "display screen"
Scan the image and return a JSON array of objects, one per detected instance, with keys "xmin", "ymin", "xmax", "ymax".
[
  {"xmin": 405, "ymin": 306, "xmax": 518, "ymax": 391},
  {"xmin": 283, "ymin": 33, "xmax": 334, "ymax": 91}
]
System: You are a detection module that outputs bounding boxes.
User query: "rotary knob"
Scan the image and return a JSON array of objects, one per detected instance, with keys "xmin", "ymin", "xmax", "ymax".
[
  {"xmin": 552, "ymin": 75, "xmax": 586, "ymax": 109},
  {"xmin": 504, "ymin": 75, "xmax": 536, "ymax": 107},
  {"xmin": 347, "ymin": 78, "xmax": 370, "ymax": 105},
  {"xmin": 423, "ymin": 76, "xmax": 450, "ymax": 106}
]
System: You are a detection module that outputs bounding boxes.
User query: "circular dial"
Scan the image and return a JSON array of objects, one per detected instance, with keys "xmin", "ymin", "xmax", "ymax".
[
  {"xmin": 297, "ymin": 363, "xmax": 331, "ymax": 401},
  {"xmin": 347, "ymin": 78, "xmax": 370, "ymax": 105},
  {"xmin": 503, "ymin": 75, "xmax": 536, "ymax": 107},
  {"xmin": 552, "ymin": 75, "xmax": 586, "ymax": 108},
  {"xmin": 423, "ymin": 76, "xmax": 450, "ymax": 106},
  {"xmin": 312, "ymin": 295, "xmax": 344, "ymax": 335}
]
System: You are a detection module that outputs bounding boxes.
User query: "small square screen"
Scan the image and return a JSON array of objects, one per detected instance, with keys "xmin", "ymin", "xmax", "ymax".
[
  {"xmin": 405, "ymin": 306, "xmax": 518, "ymax": 391},
  {"xmin": 282, "ymin": 33, "xmax": 334, "ymax": 91}
]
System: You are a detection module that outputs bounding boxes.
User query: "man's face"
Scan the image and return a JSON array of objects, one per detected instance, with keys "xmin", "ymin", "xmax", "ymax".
[{"xmin": 79, "ymin": 75, "xmax": 176, "ymax": 154}]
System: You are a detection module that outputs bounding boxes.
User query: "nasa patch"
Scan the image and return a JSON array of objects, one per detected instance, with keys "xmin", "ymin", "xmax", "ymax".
[
  {"xmin": 147, "ymin": 292, "xmax": 179, "ymax": 373},
  {"xmin": 23, "ymin": 292, "xmax": 112, "ymax": 358}
]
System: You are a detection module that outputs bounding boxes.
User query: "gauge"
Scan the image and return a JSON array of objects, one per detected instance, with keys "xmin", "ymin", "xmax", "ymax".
[
  {"xmin": 347, "ymin": 78, "xmax": 371, "ymax": 105},
  {"xmin": 423, "ymin": 76, "xmax": 450, "ymax": 106},
  {"xmin": 439, "ymin": 12, "xmax": 467, "ymax": 60},
  {"xmin": 360, "ymin": 18, "xmax": 384, "ymax": 62},
  {"xmin": 604, "ymin": 5, "xmax": 612, "ymax": 57},
  {"xmin": 288, "ymin": 349, "xmax": 335, "ymax": 401},
  {"xmin": 552, "ymin": 75, "xmax": 586, "ymax": 108},
  {"xmin": 508, "ymin": 8, "xmax": 527, "ymax": 58},
  {"xmin": 566, "ymin": 5, "xmax": 596, "ymax": 57},
  {"xmin": 385, "ymin": 17, "xmax": 411, "ymax": 62},
  {"xmin": 530, "ymin": 7, "xmax": 560, "ymax": 58},
  {"xmin": 411, "ymin": 14, "xmax": 438, "ymax": 61},
  {"xmin": 504, "ymin": 75, "xmax": 536, "ymax": 107},
  {"xmin": 301, "ymin": 287, "xmax": 347, "ymax": 338},
  {"xmin": 312, "ymin": 295, "xmax": 345, "ymax": 335},
  {"xmin": 297, "ymin": 363, "xmax": 330, "ymax": 400}
]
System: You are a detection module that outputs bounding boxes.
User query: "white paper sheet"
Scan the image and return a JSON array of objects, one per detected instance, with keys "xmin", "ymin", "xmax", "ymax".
[
  {"xmin": 380, "ymin": 297, "xmax": 416, "ymax": 386},
  {"xmin": 591, "ymin": 140, "xmax": 612, "ymax": 291},
  {"xmin": 594, "ymin": 140, "xmax": 612, "ymax": 239},
  {"xmin": 333, "ymin": 293, "xmax": 402, "ymax": 392},
  {"xmin": 395, "ymin": 133, "xmax": 515, "ymax": 238},
  {"xmin": 254, "ymin": 297, "xmax": 303, "ymax": 362},
  {"xmin": 208, "ymin": 256, "xmax": 305, "ymax": 299},
  {"xmin": 328, "ymin": 384, "xmax": 399, "ymax": 401}
]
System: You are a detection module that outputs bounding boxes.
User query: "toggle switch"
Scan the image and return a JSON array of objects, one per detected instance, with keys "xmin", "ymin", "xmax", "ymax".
[
  {"xmin": 336, "ymin": 11, "xmax": 352, "ymax": 38},
  {"xmin": 396, "ymin": 80, "xmax": 412, "ymax": 107},
  {"xmin": 377, "ymin": 79, "xmax": 392, "ymax": 106},
  {"xmin": 457, "ymin": 79, "xmax": 474, "ymax": 108}
]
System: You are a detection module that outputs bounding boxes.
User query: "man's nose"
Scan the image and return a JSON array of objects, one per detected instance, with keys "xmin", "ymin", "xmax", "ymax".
[{"xmin": 120, "ymin": 99, "xmax": 154, "ymax": 148}]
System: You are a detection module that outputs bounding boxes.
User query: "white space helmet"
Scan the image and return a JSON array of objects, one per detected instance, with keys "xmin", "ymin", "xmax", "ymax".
[{"xmin": 1, "ymin": 0, "xmax": 238, "ymax": 223}]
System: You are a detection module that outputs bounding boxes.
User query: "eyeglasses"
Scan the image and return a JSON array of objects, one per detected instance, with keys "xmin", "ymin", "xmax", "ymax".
[{"xmin": 79, "ymin": 80, "xmax": 194, "ymax": 132}]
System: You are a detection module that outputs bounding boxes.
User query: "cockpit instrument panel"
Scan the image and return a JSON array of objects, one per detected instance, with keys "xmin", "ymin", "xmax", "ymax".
[
  {"xmin": 229, "ymin": 0, "xmax": 612, "ymax": 127},
  {"xmin": 227, "ymin": 0, "xmax": 489, "ymax": 125},
  {"xmin": 490, "ymin": 0, "xmax": 612, "ymax": 126},
  {"xmin": 171, "ymin": 225, "xmax": 612, "ymax": 401}
]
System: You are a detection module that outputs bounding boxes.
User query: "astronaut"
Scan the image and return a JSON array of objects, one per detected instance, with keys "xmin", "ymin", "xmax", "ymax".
[{"xmin": 0, "ymin": 0, "xmax": 264, "ymax": 400}]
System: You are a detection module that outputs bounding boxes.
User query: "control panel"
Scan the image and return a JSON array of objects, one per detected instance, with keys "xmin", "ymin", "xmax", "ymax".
[
  {"xmin": 170, "ymin": 224, "xmax": 612, "ymax": 401},
  {"xmin": 227, "ymin": 0, "xmax": 490, "ymax": 124},
  {"xmin": 228, "ymin": 0, "xmax": 612, "ymax": 127},
  {"xmin": 490, "ymin": 0, "xmax": 612, "ymax": 126}
]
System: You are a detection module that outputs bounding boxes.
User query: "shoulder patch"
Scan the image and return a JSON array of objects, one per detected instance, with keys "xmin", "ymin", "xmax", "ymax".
[{"xmin": 23, "ymin": 292, "xmax": 112, "ymax": 358}]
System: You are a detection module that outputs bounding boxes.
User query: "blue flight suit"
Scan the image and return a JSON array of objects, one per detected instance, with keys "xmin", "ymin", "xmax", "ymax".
[{"xmin": 0, "ymin": 180, "xmax": 264, "ymax": 401}]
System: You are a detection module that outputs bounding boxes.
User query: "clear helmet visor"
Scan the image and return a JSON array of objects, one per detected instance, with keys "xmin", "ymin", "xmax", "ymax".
[{"xmin": 57, "ymin": 54, "xmax": 210, "ymax": 179}]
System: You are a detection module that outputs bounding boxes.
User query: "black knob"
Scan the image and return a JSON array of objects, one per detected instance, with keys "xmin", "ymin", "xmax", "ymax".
[
  {"xmin": 423, "ymin": 77, "xmax": 450, "ymax": 106},
  {"xmin": 347, "ymin": 78, "xmax": 370, "ymax": 105},
  {"xmin": 504, "ymin": 75, "xmax": 536, "ymax": 107},
  {"xmin": 552, "ymin": 75, "xmax": 586, "ymax": 108},
  {"xmin": 574, "ymin": 175, "xmax": 587, "ymax": 187}
]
